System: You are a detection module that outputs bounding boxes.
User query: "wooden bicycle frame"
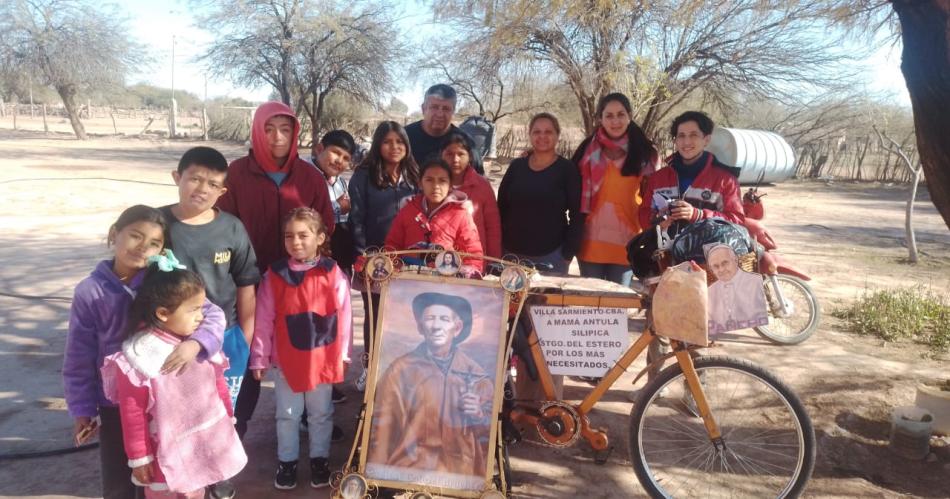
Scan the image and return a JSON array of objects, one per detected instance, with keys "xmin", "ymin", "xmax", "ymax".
[{"xmin": 510, "ymin": 291, "xmax": 723, "ymax": 452}]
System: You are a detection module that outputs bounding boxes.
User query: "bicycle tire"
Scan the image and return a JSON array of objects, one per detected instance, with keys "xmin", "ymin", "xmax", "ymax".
[
  {"xmin": 755, "ymin": 274, "xmax": 820, "ymax": 345},
  {"xmin": 629, "ymin": 356, "xmax": 815, "ymax": 498}
]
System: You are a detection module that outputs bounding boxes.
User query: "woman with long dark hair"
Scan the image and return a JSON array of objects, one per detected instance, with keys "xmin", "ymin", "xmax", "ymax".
[
  {"xmin": 571, "ymin": 93, "xmax": 658, "ymax": 286},
  {"xmin": 348, "ymin": 121, "xmax": 419, "ymax": 389}
]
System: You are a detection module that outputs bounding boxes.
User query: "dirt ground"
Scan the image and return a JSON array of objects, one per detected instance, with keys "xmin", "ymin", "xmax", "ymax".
[{"xmin": 0, "ymin": 125, "xmax": 949, "ymax": 499}]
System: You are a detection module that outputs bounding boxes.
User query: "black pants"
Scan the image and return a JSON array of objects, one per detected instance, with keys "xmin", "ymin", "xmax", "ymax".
[
  {"xmin": 234, "ymin": 368, "xmax": 260, "ymax": 436},
  {"xmin": 99, "ymin": 406, "xmax": 144, "ymax": 499},
  {"xmin": 360, "ymin": 291, "xmax": 381, "ymax": 358},
  {"xmin": 330, "ymin": 223, "xmax": 355, "ymax": 277}
]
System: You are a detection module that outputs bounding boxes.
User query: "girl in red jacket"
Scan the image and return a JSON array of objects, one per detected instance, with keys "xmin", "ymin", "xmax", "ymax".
[
  {"xmin": 440, "ymin": 133, "xmax": 502, "ymax": 258},
  {"xmin": 385, "ymin": 158, "xmax": 484, "ymax": 272}
]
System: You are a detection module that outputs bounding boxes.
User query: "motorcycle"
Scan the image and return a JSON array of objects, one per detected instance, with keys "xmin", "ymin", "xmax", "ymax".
[{"xmin": 742, "ymin": 179, "xmax": 821, "ymax": 345}]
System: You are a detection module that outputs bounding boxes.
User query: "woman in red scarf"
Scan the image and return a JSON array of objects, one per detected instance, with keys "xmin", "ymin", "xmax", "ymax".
[{"xmin": 570, "ymin": 93, "xmax": 658, "ymax": 286}]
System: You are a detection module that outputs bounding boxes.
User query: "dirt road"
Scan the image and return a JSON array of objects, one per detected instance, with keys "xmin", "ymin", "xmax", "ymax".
[{"xmin": 0, "ymin": 129, "xmax": 947, "ymax": 498}]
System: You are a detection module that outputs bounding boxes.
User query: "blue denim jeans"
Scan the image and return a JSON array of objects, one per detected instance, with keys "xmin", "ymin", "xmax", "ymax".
[
  {"xmin": 274, "ymin": 370, "xmax": 333, "ymax": 461},
  {"xmin": 577, "ymin": 260, "xmax": 633, "ymax": 287}
]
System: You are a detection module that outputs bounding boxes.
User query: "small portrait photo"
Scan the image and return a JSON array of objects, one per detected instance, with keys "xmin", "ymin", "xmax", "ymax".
[
  {"xmin": 704, "ymin": 243, "xmax": 768, "ymax": 336},
  {"xmin": 435, "ymin": 250, "xmax": 461, "ymax": 276},
  {"xmin": 500, "ymin": 266, "xmax": 527, "ymax": 292},
  {"xmin": 365, "ymin": 277, "xmax": 506, "ymax": 491},
  {"xmin": 369, "ymin": 255, "xmax": 393, "ymax": 281},
  {"xmin": 339, "ymin": 473, "xmax": 367, "ymax": 498}
]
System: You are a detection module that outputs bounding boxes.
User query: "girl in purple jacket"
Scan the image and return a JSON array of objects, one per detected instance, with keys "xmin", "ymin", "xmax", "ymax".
[{"xmin": 63, "ymin": 205, "xmax": 226, "ymax": 499}]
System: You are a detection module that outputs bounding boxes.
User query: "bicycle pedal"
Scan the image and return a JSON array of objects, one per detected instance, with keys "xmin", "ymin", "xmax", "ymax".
[{"xmin": 593, "ymin": 446, "xmax": 613, "ymax": 465}]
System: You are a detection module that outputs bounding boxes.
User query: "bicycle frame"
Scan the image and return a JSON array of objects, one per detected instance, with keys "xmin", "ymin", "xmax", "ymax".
[{"xmin": 509, "ymin": 290, "xmax": 723, "ymax": 453}]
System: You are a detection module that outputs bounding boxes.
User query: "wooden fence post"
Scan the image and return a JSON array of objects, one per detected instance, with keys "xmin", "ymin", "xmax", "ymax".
[
  {"xmin": 202, "ymin": 106, "xmax": 209, "ymax": 141},
  {"xmin": 42, "ymin": 104, "xmax": 48, "ymax": 133}
]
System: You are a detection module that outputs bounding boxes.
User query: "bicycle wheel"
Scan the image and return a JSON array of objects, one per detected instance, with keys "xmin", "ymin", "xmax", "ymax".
[
  {"xmin": 629, "ymin": 356, "xmax": 815, "ymax": 498},
  {"xmin": 755, "ymin": 274, "xmax": 820, "ymax": 345}
]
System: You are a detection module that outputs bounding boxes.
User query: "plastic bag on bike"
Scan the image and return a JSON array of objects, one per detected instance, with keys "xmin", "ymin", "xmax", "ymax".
[{"xmin": 670, "ymin": 218, "xmax": 755, "ymax": 265}]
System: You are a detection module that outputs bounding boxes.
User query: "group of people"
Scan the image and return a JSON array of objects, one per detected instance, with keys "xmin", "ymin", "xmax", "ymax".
[{"xmin": 62, "ymin": 82, "xmax": 746, "ymax": 498}]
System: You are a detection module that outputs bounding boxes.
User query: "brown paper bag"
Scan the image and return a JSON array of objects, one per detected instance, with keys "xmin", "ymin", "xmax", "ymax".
[{"xmin": 652, "ymin": 261, "xmax": 709, "ymax": 346}]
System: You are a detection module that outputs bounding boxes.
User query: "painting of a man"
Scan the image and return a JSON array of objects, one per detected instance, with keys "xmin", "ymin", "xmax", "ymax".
[
  {"xmin": 706, "ymin": 244, "xmax": 768, "ymax": 336},
  {"xmin": 366, "ymin": 291, "xmax": 494, "ymax": 490}
]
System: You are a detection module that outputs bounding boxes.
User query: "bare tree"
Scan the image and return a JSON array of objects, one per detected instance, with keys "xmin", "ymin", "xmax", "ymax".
[
  {"xmin": 294, "ymin": 6, "xmax": 399, "ymax": 141},
  {"xmin": 433, "ymin": 0, "xmax": 858, "ymax": 136},
  {"xmin": 0, "ymin": 0, "xmax": 142, "ymax": 140},
  {"xmin": 198, "ymin": 0, "xmax": 401, "ymax": 142},
  {"xmin": 830, "ymin": 0, "xmax": 950, "ymax": 230},
  {"xmin": 422, "ymin": 57, "xmax": 549, "ymax": 123},
  {"xmin": 874, "ymin": 125, "xmax": 923, "ymax": 263},
  {"xmin": 889, "ymin": 1, "xmax": 950, "ymax": 230},
  {"xmin": 199, "ymin": 0, "xmax": 302, "ymax": 106}
]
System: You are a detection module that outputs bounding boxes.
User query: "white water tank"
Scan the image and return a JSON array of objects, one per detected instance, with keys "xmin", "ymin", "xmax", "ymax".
[{"xmin": 706, "ymin": 128, "xmax": 796, "ymax": 184}]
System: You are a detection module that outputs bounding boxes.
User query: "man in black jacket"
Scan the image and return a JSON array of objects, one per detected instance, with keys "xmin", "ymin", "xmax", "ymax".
[{"xmin": 405, "ymin": 84, "xmax": 484, "ymax": 175}]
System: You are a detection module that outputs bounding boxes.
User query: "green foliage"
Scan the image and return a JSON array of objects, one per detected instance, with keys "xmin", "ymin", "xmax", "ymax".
[{"xmin": 833, "ymin": 287, "xmax": 950, "ymax": 352}]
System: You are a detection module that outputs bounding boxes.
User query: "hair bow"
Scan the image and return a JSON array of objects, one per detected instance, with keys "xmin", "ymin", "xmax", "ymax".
[{"xmin": 148, "ymin": 250, "xmax": 187, "ymax": 272}]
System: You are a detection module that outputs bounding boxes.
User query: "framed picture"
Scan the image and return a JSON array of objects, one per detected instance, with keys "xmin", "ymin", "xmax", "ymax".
[
  {"xmin": 435, "ymin": 249, "xmax": 462, "ymax": 276},
  {"xmin": 359, "ymin": 273, "xmax": 510, "ymax": 497},
  {"xmin": 338, "ymin": 473, "xmax": 367, "ymax": 498},
  {"xmin": 704, "ymin": 243, "xmax": 768, "ymax": 335},
  {"xmin": 368, "ymin": 254, "xmax": 394, "ymax": 281}
]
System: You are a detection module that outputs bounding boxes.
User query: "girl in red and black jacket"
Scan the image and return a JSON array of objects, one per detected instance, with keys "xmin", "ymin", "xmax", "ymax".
[{"xmin": 385, "ymin": 158, "xmax": 484, "ymax": 273}]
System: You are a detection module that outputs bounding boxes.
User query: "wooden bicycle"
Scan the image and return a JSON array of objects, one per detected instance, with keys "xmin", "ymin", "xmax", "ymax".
[
  {"xmin": 337, "ymin": 250, "xmax": 815, "ymax": 499},
  {"xmin": 502, "ymin": 273, "xmax": 816, "ymax": 498}
]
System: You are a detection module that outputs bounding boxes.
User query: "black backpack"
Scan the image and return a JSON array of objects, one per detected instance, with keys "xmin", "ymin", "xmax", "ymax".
[{"xmin": 458, "ymin": 116, "xmax": 494, "ymax": 159}]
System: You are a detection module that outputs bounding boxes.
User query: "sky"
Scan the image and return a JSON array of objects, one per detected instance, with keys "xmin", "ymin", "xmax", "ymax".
[
  {"xmin": 124, "ymin": 0, "xmax": 911, "ymax": 113},
  {"xmin": 125, "ymin": 0, "xmax": 433, "ymax": 110}
]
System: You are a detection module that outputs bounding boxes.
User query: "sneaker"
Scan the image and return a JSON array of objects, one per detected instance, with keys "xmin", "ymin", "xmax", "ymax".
[
  {"xmin": 355, "ymin": 368, "xmax": 367, "ymax": 392},
  {"xmin": 332, "ymin": 386, "xmax": 347, "ymax": 404},
  {"xmin": 209, "ymin": 479, "xmax": 236, "ymax": 499},
  {"xmin": 310, "ymin": 457, "xmax": 331, "ymax": 489},
  {"xmin": 274, "ymin": 460, "xmax": 298, "ymax": 490},
  {"xmin": 331, "ymin": 424, "xmax": 344, "ymax": 442}
]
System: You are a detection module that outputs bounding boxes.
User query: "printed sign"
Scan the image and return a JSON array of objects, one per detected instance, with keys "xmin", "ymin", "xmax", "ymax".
[{"xmin": 530, "ymin": 306, "xmax": 629, "ymax": 377}]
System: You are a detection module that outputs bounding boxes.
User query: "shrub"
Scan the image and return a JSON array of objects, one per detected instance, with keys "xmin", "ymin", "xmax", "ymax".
[{"xmin": 833, "ymin": 287, "xmax": 950, "ymax": 352}]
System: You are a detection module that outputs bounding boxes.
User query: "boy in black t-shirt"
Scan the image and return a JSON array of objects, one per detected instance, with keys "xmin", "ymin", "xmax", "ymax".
[{"xmin": 160, "ymin": 147, "xmax": 260, "ymax": 499}]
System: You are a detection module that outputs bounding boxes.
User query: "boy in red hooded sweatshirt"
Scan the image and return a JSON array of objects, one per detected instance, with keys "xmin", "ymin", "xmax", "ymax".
[{"xmin": 216, "ymin": 102, "xmax": 335, "ymax": 439}]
